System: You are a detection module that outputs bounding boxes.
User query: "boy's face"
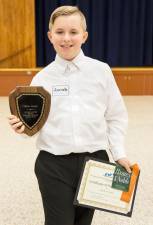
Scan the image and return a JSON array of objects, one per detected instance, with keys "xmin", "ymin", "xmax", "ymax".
[{"xmin": 48, "ymin": 14, "xmax": 88, "ymax": 60}]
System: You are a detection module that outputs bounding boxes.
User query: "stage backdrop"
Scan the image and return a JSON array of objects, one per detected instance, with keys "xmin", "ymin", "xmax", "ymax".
[{"xmin": 35, "ymin": 0, "xmax": 153, "ymax": 67}]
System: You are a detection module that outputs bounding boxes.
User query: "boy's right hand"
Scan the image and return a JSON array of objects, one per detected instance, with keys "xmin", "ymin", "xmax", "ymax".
[{"xmin": 8, "ymin": 115, "xmax": 25, "ymax": 134}]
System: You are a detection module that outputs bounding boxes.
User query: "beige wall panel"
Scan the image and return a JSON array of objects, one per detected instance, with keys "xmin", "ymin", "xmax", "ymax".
[{"xmin": 0, "ymin": 0, "xmax": 36, "ymax": 68}]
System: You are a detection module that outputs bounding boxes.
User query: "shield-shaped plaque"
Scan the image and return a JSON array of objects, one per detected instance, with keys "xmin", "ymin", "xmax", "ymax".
[{"xmin": 9, "ymin": 86, "xmax": 51, "ymax": 136}]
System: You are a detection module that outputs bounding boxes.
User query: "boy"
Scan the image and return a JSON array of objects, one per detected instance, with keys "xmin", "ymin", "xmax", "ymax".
[{"xmin": 8, "ymin": 5, "xmax": 131, "ymax": 225}]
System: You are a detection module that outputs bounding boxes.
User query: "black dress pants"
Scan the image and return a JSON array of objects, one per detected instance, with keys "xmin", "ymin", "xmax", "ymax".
[{"xmin": 34, "ymin": 150, "xmax": 109, "ymax": 225}]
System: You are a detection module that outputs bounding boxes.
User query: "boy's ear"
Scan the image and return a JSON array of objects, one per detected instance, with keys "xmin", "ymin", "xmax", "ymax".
[
  {"xmin": 47, "ymin": 31, "xmax": 52, "ymax": 43},
  {"xmin": 82, "ymin": 31, "xmax": 88, "ymax": 43}
]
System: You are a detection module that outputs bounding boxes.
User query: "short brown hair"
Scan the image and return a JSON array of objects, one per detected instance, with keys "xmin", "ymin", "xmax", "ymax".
[{"xmin": 49, "ymin": 6, "xmax": 87, "ymax": 31}]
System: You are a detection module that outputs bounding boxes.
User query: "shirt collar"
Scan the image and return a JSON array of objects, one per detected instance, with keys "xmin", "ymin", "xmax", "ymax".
[{"xmin": 55, "ymin": 50, "xmax": 86, "ymax": 73}]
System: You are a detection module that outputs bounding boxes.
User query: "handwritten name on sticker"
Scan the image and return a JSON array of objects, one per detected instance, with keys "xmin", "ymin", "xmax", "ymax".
[{"xmin": 52, "ymin": 85, "xmax": 69, "ymax": 96}]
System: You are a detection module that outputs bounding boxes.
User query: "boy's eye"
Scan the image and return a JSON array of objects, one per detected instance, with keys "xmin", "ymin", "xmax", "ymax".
[
  {"xmin": 55, "ymin": 30, "xmax": 78, "ymax": 35},
  {"xmin": 56, "ymin": 31, "xmax": 63, "ymax": 34},
  {"xmin": 71, "ymin": 31, "xmax": 78, "ymax": 34}
]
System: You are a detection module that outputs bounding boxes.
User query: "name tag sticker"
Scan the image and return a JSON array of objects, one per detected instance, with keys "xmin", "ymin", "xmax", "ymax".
[{"xmin": 52, "ymin": 85, "xmax": 69, "ymax": 96}]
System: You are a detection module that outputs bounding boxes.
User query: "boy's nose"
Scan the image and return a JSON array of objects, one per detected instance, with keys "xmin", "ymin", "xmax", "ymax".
[{"xmin": 63, "ymin": 33, "xmax": 71, "ymax": 41}]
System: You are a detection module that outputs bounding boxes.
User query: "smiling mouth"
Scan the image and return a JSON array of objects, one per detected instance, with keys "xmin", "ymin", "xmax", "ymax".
[{"xmin": 60, "ymin": 45, "xmax": 73, "ymax": 48}]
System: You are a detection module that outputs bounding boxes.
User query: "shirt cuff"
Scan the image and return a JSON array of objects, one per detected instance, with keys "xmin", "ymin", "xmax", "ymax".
[
  {"xmin": 110, "ymin": 147, "xmax": 127, "ymax": 161},
  {"xmin": 20, "ymin": 133, "xmax": 29, "ymax": 138}
]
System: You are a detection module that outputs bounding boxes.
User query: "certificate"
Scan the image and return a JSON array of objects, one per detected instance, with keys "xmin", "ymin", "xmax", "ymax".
[{"xmin": 74, "ymin": 157, "xmax": 140, "ymax": 217}]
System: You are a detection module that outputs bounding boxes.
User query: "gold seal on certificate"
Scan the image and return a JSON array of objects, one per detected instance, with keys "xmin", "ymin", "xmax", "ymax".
[
  {"xmin": 74, "ymin": 158, "xmax": 140, "ymax": 217},
  {"xmin": 9, "ymin": 86, "xmax": 51, "ymax": 136}
]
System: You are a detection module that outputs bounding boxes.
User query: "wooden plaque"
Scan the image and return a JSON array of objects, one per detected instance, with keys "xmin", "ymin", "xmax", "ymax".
[{"xmin": 9, "ymin": 86, "xmax": 51, "ymax": 136}]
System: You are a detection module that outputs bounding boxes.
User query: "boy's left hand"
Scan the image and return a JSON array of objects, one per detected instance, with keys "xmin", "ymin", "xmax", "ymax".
[{"xmin": 116, "ymin": 157, "xmax": 132, "ymax": 173}]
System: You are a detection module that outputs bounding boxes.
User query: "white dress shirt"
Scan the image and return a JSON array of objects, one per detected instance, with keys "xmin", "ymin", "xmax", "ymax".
[{"xmin": 31, "ymin": 50, "xmax": 128, "ymax": 161}]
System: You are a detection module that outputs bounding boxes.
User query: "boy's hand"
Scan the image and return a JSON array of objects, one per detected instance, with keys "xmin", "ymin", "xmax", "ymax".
[
  {"xmin": 116, "ymin": 157, "xmax": 132, "ymax": 173},
  {"xmin": 8, "ymin": 115, "xmax": 25, "ymax": 134}
]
